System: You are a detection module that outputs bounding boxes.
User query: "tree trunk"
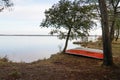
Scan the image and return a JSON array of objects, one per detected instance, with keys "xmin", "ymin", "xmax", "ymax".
[
  {"xmin": 115, "ymin": 25, "xmax": 120, "ymax": 41},
  {"xmin": 98, "ymin": 0, "xmax": 113, "ymax": 66},
  {"xmin": 62, "ymin": 27, "xmax": 71, "ymax": 53},
  {"xmin": 110, "ymin": 18, "xmax": 116, "ymax": 41},
  {"xmin": 110, "ymin": 5, "xmax": 118, "ymax": 41}
]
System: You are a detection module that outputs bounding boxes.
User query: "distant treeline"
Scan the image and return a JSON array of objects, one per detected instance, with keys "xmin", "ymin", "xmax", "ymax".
[
  {"xmin": 0, "ymin": 34, "xmax": 101, "ymax": 37},
  {"xmin": 0, "ymin": 34, "xmax": 57, "ymax": 36}
]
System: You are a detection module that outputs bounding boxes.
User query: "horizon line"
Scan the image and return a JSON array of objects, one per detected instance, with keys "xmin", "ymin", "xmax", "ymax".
[
  {"xmin": 0, "ymin": 34, "xmax": 101, "ymax": 37},
  {"xmin": 0, "ymin": 34, "xmax": 57, "ymax": 36}
]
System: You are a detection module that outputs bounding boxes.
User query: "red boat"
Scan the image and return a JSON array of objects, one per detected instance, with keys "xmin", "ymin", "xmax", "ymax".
[{"xmin": 66, "ymin": 48, "xmax": 103, "ymax": 59}]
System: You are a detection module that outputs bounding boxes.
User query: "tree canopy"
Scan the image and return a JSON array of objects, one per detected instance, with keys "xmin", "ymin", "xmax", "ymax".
[
  {"xmin": 40, "ymin": 0, "xmax": 96, "ymax": 52},
  {"xmin": 0, "ymin": 0, "xmax": 13, "ymax": 11}
]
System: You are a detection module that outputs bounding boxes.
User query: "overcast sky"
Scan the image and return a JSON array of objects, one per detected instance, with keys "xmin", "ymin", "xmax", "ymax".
[{"xmin": 0, "ymin": 0, "xmax": 102, "ymax": 35}]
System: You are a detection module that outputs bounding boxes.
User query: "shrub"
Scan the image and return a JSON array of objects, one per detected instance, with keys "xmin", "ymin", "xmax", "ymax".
[{"xmin": 8, "ymin": 71, "xmax": 21, "ymax": 79}]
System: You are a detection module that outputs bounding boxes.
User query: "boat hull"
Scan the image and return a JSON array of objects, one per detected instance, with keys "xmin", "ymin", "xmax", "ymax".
[{"xmin": 66, "ymin": 48, "xmax": 103, "ymax": 59}]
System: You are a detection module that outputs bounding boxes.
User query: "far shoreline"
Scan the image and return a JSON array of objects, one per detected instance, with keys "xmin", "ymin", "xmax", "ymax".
[
  {"xmin": 0, "ymin": 34, "xmax": 57, "ymax": 36},
  {"xmin": 0, "ymin": 34, "xmax": 101, "ymax": 37}
]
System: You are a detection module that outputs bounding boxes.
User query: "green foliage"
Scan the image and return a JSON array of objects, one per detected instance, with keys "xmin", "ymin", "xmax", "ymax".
[
  {"xmin": 41, "ymin": 0, "xmax": 97, "ymax": 52},
  {"xmin": 41, "ymin": 0, "xmax": 96, "ymax": 40},
  {"xmin": 0, "ymin": 0, "xmax": 13, "ymax": 11}
]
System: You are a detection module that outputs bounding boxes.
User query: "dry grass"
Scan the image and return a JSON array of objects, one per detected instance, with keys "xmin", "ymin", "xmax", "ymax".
[{"xmin": 0, "ymin": 53, "xmax": 120, "ymax": 80}]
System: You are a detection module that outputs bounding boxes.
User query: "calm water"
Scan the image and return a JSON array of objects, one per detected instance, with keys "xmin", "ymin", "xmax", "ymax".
[{"xmin": 0, "ymin": 36, "xmax": 78, "ymax": 63}]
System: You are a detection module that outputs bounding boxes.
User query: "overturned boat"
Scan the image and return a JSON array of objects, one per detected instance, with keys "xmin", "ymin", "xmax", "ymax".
[{"xmin": 66, "ymin": 47, "xmax": 103, "ymax": 59}]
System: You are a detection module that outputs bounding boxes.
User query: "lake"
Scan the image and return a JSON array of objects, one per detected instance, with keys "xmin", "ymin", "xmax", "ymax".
[{"xmin": 0, "ymin": 36, "xmax": 78, "ymax": 63}]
